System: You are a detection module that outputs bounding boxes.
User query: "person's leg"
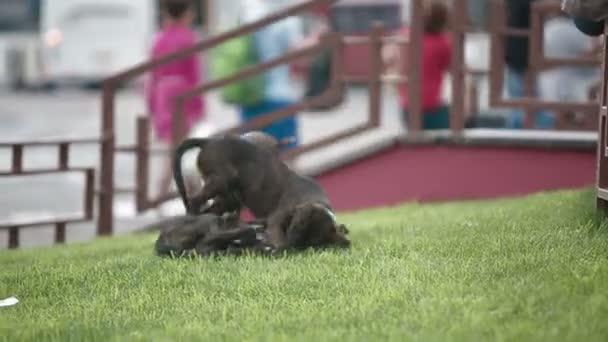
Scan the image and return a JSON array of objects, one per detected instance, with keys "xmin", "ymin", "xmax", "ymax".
[
  {"xmin": 533, "ymin": 72, "xmax": 556, "ymax": 129},
  {"xmin": 151, "ymin": 108, "xmax": 175, "ymax": 200},
  {"xmin": 241, "ymin": 99, "xmax": 300, "ymax": 150},
  {"xmin": 159, "ymin": 159, "xmax": 173, "ymax": 197},
  {"xmin": 402, "ymin": 109, "xmax": 409, "ymax": 130},
  {"xmin": 422, "ymin": 106, "xmax": 450, "ymax": 130},
  {"xmin": 262, "ymin": 100, "xmax": 299, "ymax": 168},
  {"xmin": 504, "ymin": 67, "xmax": 525, "ymax": 129},
  {"xmin": 534, "ymin": 110, "xmax": 556, "ymax": 129},
  {"xmin": 273, "ymin": 100, "xmax": 299, "ymax": 150}
]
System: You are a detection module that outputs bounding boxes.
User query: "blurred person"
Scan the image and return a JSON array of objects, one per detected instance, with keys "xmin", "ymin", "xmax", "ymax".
[
  {"xmin": 504, "ymin": 0, "xmax": 554, "ymax": 129},
  {"xmin": 237, "ymin": 0, "xmax": 305, "ymax": 151},
  {"xmin": 299, "ymin": 6, "xmax": 334, "ymax": 104},
  {"xmin": 145, "ymin": 0, "xmax": 205, "ymax": 198},
  {"xmin": 539, "ymin": 13, "xmax": 601, "ymax": 108},
  {"xmin": 383, "ymin": 0, "xmax": 452, "ymax": 130}
]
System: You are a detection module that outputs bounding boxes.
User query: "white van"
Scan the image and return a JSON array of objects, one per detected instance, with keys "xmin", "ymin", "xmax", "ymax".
[{"xmin": 39, "ymin": 0, "xmax": 157, "ymax": 86}]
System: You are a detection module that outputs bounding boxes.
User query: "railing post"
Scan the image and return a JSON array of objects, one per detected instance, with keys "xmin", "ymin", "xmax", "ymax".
[
  {"xmin": 11, "ymin": 144, "xmax": 23, "ymax": 174},
  {"xmin": 55, "ymin": 222, "xmax": 66, "ymax": 244},
  {"xmin": 596, "ymin": 22, "xmax": 608, "ymax": 211},
  {"xmin": 8, "ymin": 227, "xmax": 19, "ymax": 249},
  {"xmin": 98, "ymin": 81, "xmax": 115, "ymax": 236},
  {"xmin": 369, "ymin": 22, "xmax": 384, "ymax": 128},
  {"xmin": 525, "ymin": 1, "xmax": 545, "ymax": 129},
  {"xmin": 408, "ymin": 0, "xmax": 424, "ymax": 135},
  {"xmin": 58, "ymin": 143, "xmax": 69, "ymax": 170},
  {"xmin": 135, "ymin": 116, "xmax": 151, "ymax": 212},
  {"xmin": 489, "ymin": 0, "xmax": 506, "ymax": 107},
  {"xmin": 329, "ymin": 32, "xmax": 344, "ymax": 90},
  {"xmin": 523, "ymin": 71, "xmax": 536, "ymax": 129},
  {"xmin": 85, "ymin": 168, "xmax": 95, "ymax": 220},
  {"xmin": 450, "ymin": 0, "xmax": 466, "ymax": 133}
]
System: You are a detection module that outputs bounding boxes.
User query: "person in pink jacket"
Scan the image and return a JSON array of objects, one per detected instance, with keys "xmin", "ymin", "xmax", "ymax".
[{"xmin": 146, "ymin": 0, "xmax": 204, "ymax": 198}]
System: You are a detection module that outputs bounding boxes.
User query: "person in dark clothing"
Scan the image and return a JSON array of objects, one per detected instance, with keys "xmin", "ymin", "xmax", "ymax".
[
  {"xmin": 573, "ymin": 17, "xmax": 605, "ymax": 36},
  {"xmin": 504, "ymin": 0, "xmax": 554, "ymax": 129}
]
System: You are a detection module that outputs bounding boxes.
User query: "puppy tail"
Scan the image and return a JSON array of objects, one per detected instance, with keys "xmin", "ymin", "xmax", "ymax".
[{"xmin": 172, "ymin": 138, "xmax": 209, "ymax": 214}]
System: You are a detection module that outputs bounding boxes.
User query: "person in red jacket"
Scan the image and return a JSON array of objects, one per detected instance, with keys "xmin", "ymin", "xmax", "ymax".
[{"xmin": 383, "ymin": 0, "xmax": 452, "ymax": 130}]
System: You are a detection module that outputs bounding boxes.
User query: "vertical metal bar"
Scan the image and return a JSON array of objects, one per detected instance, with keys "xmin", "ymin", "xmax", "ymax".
[
  {"xmin": 369, "ymin": 22, "xmax": 384, "ymax": 128},
  {"xmin": 98, "ymin": 81, "xmax": 115, "ymax": 236},
  {"xmin": 598, "ymin": 114, "xmax": 607, "ymax": 188},
  {"xmin": 602, "ymin": 26, "xmax": 608, "ymax": 153},
  {"xmin": 8, "ymin": 227, "xmax": 19, "ymax": 249},
  {"xmin": 323, "ymin": 32, "xmax": 344, "ymax": 107},
  {"xmin": 528, "ymin": 3, "xmax": 541, "ymax": 79},
  {"xmin": 329, "ymin": 32, "xmax": 344, "ymax": 92},
  {"xmin": 523, "ymin": 71, "xmax": 536, "ymax": 129},
  {"xmin": 135, "ymin": 116, "xmax": 150, "ymax": 212},
  {"xmin": 399, "ymin": 38, "xmax": 410, "ymax": 126},
  {"xmin": 408, "ymin": 0, "xmax": 424, "ymax": 134},
  {"xmin": 206, "ymin": 0, "xmax": 217, "ymax": 34},
  {"xmin": 55, "ymin": 222, "xmax": 66, "ymax": 244},
  {"xmin": 58, "ymin": 143, "xmax": 69, "ymax": 170},
  {"xmin": 12, "ymin": 144, "xmax": 23, "ymax": 174},
  {"xmin": 469, "ymin": 81, "xmax": 479, "ymax": 119},
  {"xmin": 85, "ymin": 169, "xmax": 95, "ymax": 220},
  {"xmin": 450, "ymin": 0, "xmax": 466, "ymax": 133},
  {"xmin": 602, "ymin": 34, "xmax": 608, "ymax": 108},
  {"xmin": 596, "ymin": 23, "xmax": 608, "ymax": 205},
  {"xmin": 555, "ymin": 111, "xmax": 566, "ymax": 130},
  {"xmin": 489, "ymin": 0, "xmax": 505, "ymax": 106},
  {"xmin": 525, "ymin": 2, "xmax": 544, "ymax": 130}
]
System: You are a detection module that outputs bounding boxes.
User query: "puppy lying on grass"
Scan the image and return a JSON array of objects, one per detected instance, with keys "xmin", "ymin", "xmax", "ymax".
[{"xmin": 139, "ymin": 212, "xmax": 271, "ymax": 258}]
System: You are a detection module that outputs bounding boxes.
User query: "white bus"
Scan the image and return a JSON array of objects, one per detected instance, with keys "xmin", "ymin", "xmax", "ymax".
[{"xmin": 39, "ymin": 0, "xmax": 157, "ymax": 87}]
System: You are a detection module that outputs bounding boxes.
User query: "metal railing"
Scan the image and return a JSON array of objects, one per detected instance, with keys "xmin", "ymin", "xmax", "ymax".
[
  {"xmin": 487, "ymin": 0, "xmax": 600, "ymax": 126},
  {"xmin": 0, "ymin": 138, "xmax": 97, "ymax": 248}
]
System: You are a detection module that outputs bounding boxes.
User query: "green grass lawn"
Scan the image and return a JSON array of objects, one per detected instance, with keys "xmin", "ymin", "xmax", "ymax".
[{"xmin": 2, "ymin": 189, "xmax": 608, "ymax": 341}]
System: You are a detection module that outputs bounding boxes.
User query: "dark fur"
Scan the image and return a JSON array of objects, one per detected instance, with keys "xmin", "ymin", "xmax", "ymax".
[
  {"xmin": 186, "ymin": 132, "xmax": 292, "ymax": 216},
  {"xmin": 172, "ymin": 133, "xmax": 351, "ymax": 253},
  {"xmin": 150, "ymin": 213, "xmax": 267, "ymax": 257}
]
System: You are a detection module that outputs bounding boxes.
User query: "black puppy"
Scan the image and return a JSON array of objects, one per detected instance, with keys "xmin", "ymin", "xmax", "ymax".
[
  {"xmin": 172, "ymin": 133, "xmax": 351, "ymax": 253},
  {"xmin": 188, "ymin": 132, "xmax": 293, "ymax": 217},
  {"xmin": 146, "ymin": 213, "xmax": 267, "ymax": 257}
]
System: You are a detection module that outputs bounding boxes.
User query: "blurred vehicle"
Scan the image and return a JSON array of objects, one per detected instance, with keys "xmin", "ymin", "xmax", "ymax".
[
  {"xmin": 39, "ymin": 0, "xmax": 157, "ymax": 87},
  {"xmin": 0, "ymin": 0, "xmax": 47, "ymax": 90}
]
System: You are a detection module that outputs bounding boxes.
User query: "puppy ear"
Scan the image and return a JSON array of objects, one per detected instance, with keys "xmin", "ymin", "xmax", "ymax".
[
  {"xmin": 338, "ymin": 224, "xmax": 349, "ymax": 235},
  {"xmin": 332, "ymin": 229, "xmax": 351, "ymax": 248}
]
